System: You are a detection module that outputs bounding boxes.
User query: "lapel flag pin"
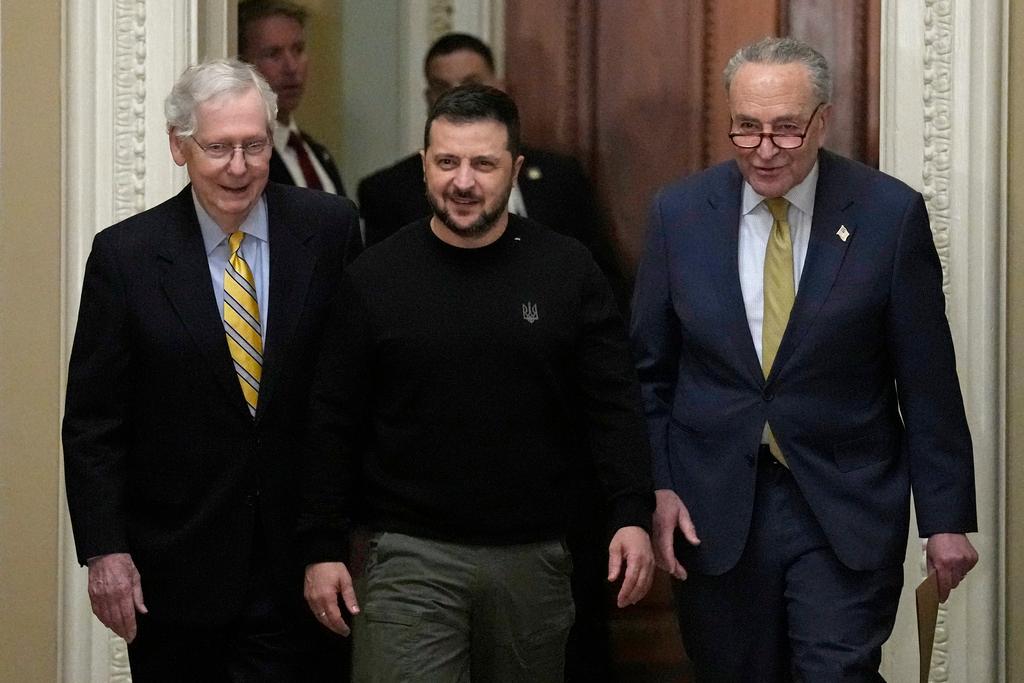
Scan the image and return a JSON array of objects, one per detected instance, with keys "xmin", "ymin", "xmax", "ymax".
[{"xmin": 837, "ymin": 225, "xmax": 850, "ymax": 242}]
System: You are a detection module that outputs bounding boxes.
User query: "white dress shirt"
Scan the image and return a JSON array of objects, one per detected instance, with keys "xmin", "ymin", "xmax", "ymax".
[
  {"xmin": 738, "ymin": 162, "xmax": 819, "ymax": 366},
  {"xmin": 272, "ymin": 118, "xmax": 338, "ymax": 194}
]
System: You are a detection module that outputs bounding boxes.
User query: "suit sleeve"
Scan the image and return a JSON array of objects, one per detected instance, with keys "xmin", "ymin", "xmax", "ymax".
[
  {"xmin": 62, "ymin": 232, "xmax": 133, "ymax": 565},
  {"xmin": 887, "ymin": 193, "xmax": 977, "ymax": 536},
  {"xmin": 574, "ymin": 255, "xmax": 655, "ymax": 534},
  {"xmin": 296, "ymin": 272, "xmax": 372, "ymax": 564},
  {"xmin": 629, "ymin": 193, "xmax": 683, "ymax": 491}
]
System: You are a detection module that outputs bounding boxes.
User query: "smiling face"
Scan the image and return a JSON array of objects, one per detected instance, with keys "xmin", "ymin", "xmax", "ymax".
[
  {"xmin": 422, "ymin": 116, "xmax": 524, "ymax": 247},
  {"xmin": 169, "ymin": 87, "xmax": 271, "ymax": 233},
  {"xmin": 240, "ymin": 14, "xmax": 307, "ymax": 122},
  {"xmin": 728, "ymin": 61, "xmax": 829, "ymax": 198}
]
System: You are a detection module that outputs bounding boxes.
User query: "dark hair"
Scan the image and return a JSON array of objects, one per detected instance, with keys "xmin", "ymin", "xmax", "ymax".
[
  {"xmin": 424, "ymin": 33, "xmax": 495, "ymax": 77},
  {"xmin": 424, "ymin": 84, "xmax": 520, "ymax": 157},
  {"xmin": 237, "ymin": 0, "xmax": 308, "ymax": 57}
]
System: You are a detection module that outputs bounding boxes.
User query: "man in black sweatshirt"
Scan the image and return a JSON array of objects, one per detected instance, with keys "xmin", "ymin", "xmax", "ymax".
[{"xmin": 298, "ymin": 84, "xmax": 654, "ymax": 682}]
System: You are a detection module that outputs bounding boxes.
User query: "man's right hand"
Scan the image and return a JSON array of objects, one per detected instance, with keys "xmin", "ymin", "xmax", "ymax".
[
  {"xmin": 653, "ymin": 488, "xmax": 701, "ymax": 580},
  {"xmin": 87, "ymin": 553, "xmax": 147, "ymax": 643},
  {"xmin": 304, "ymin": 562, "xmax": 361, "ymax": 636}
]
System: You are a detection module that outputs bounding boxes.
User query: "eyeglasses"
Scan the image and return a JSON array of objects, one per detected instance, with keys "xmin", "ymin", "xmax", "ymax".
[
  {"xmin": 728, "ymin": 103, "xmax": 825, "ymax": 150},
  {"xmin": 189, "ymin": 136, "xmax": 271, "ymax": 160}
]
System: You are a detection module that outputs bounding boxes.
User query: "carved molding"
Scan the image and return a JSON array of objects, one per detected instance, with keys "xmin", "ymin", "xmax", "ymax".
[
  {"xmin": 921, "ymin": 0, "xmax": 953, "ymax": 300},
  {"xmin": 113, "ymin": 2, "xmax": 147, "ymax": 223}
]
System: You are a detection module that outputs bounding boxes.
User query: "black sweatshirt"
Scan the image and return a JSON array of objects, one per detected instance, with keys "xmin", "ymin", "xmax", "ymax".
[{"xmin": 298, "ymin": 216, "xmax": 653, "ymax": 562}]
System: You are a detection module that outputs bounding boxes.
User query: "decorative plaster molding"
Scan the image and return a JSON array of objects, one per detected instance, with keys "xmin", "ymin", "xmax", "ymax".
[
  {"xmin": 921, "ymin": 0, "xmax": 954, "ymax": 299},
  {"xmin": 113, "ymin": 0, "xmax": 148, "ymax": 222}
]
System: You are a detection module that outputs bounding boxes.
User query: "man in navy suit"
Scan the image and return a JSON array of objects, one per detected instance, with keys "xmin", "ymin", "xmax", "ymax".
[
  {"xmin": 62, "ymin": 58, "xmax": 360, "ymax": 681},
  {"xmin": 631, "ymin": 37, "xmax": 978, "ymax": 680},
  {"xmin": 238, "ymin": 0, "xmax": 346, "ymax": 196}
]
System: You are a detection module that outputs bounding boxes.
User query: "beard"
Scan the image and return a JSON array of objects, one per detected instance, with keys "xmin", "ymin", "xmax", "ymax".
[{"xmin": 426, "ymin": 184, "xmax": 513, "ymax": 238}]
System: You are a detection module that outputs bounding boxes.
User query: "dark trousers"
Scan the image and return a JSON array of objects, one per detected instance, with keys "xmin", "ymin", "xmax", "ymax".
[
  {"xmin": 674, "ymin": 447, "xmax": 903, "ymax": 682},
  {"xmin": 128, "ymin": 523, "xmax": 349, "ymax": 682}
]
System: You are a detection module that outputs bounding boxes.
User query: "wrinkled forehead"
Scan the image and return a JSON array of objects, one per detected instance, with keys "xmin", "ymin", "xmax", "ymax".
[
  {"xmin": 193, "ymin": 88, "xmax": 271, "ymax": 133},
  {"xmin": 728, "ymin": 62, "xmax": 817, "ymax": 111}
]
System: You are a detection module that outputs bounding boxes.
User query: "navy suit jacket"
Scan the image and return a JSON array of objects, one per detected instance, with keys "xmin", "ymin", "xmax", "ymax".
[
  {"xmin": 63, "ymin": 182, "xmax": 360, "ymax": 625},
  {"xmin": 631, "ymin": 150, "xmax": 976, "ymax": 575}
]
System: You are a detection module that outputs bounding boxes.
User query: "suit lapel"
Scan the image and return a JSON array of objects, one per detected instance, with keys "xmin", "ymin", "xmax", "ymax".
[
  {"xmin": 708, "ymin": 165, "xmax": 766, "ymax": 386},
  {"xmin": 770, "ymin": 151, "xmax": 856, "ymax": 378},
  {"xmin": 158, "ymin": 187, "xmax": 248, "ymax": 411},
  {"xmin": 256, "ymin": 184, "xmax": 316, "ymax": 419}
]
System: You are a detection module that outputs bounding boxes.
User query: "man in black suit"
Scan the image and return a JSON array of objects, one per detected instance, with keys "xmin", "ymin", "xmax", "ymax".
[
  {"xmin": 239, "ymin": 0, "xmax": 345, "ymax": 195},
  {"xmin": 358, "ymin": 33, "xmax": 605, "ymax": 264},
  {"xmin": 62, "ymin": 58, "xmax": 360, "ymax": 681}
]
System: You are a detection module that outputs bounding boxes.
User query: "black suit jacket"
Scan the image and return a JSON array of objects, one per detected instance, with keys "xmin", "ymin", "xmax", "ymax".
[
  {"xmin": 358, "ymin": 147, "xmax": 604, "ymax": 252},
  {"xmin": 62, "ymin": 182, "xmax": 360, "ymax": 626},
  {"xmin": 631, "ymin": 150, "xmax": 976, "ymax": 575},
  {"xmin": 269, "ymin": 131, "xmax": 347, "ymax": 197}
]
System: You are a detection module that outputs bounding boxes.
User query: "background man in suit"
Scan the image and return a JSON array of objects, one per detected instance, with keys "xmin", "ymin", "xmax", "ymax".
[
  {"xmin": 358, "ymin": 33, "xmax": 607, "ymax": 267},
  {"xmin": 301, "ymin": 84, "xmax": 655, "ymax": 683},
  {"xmin": 62, "ymin": 58, "xmax": 360, "ymax": 681},
  {"xmin": 239, "ymin": 0, "xmax": 346, "ymax": 195},
  {"xmin": 631, "ymin": 37, "xmax": 979, "ymax": 680}
]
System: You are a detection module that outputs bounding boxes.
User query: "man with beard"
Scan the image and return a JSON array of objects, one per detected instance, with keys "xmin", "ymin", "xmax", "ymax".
[{"xmin": 298, "ymin": 84, "xmax": 656, "ymax": 682}]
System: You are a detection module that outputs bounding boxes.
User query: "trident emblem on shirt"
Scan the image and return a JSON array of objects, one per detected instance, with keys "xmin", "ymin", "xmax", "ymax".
[{"xmin": 522, "ymin": 302, "xmax": 539, "ymax": 323}]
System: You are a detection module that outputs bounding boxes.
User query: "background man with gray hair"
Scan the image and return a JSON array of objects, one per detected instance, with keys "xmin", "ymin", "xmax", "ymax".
[
  {"xmin": 63, "ymin": 58, "xmax": 360, "ymax": 681},
  {"xmin": 631, "ymin": 36, "xmax": 978, "ymax": 679}
]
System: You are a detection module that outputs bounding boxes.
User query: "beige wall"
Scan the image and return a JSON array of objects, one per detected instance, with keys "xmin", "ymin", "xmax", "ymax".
[
  {"xmin": 1008, "ymin": 1, "xmax": 1024, "ymax": 678},
  {"xmin": 0, "ymin": 1, "xmax": 63, "ymax": 682},
  {"xmin": 291, "ymin": 0, "xmax": 346, "ymax": 185}
]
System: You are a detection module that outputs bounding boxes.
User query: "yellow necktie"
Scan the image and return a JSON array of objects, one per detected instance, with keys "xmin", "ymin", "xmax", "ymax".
[
  {"xmin": 762, "ymin": 197, "xmax": 793, "ymax": 465},
  {"xmin": 224, "ymin": 232, "xmax": 263, "ymax": 417}
]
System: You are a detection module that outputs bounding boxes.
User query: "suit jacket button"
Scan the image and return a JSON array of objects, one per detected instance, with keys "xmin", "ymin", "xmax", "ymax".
[{"xmin": 762, "ymin": 390, "xmax": 774, "ymax": 402}]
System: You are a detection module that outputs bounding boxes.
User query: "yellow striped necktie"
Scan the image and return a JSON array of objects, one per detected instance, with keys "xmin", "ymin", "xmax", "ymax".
[
  {"xmin": 762, "ymin": 197, "xmax": 793, "ymax": 466},
  {"xmin": 224, "ymin": 231, "xmax": 263, "ymax": 417}
]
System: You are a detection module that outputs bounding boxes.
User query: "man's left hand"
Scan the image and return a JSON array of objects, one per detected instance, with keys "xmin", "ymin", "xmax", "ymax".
[
  {"xmin": 926, "ymin": 533, "xmax": 979, "ymax": 602},
  {"xmin": 607, "ymin": 526, "xmax": 655, "ymax": 608}
]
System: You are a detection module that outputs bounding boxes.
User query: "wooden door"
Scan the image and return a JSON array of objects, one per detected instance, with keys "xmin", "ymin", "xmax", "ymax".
[{"xmin": 505, "ymin": 2, "xmax": 879, "ymax": 679}]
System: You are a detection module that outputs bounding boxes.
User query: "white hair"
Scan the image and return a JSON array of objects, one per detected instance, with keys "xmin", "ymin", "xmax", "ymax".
[{"xmin": 164, "ymin": 58, "xmax": 278, "ymax": 138}]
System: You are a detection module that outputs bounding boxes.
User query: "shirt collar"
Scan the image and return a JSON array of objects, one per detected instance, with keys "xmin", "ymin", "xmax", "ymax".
[
  {"xmin": 273, "ymin": 116, "xmax": 301, "ymax": 154},
  {"xmin": 194, "ymin": 190, "xmax": 270, "ymax": 256},
  {"xmin": 741, "ymin": 160, "xmax": 820, "ymax": 217}
]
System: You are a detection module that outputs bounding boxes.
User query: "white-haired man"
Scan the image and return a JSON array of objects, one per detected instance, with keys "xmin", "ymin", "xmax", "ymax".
[{"xmin": 63, "ymin": 58, "xmax": 361, "ymax": 681}]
